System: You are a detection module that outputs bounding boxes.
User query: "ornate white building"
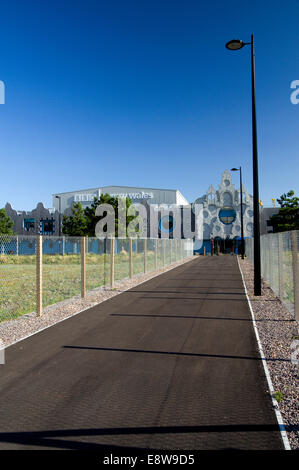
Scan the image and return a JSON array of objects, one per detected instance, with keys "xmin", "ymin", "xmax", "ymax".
[{"xmin": 193, "ymin": 169, "xmax": 254, "ymax": 241}]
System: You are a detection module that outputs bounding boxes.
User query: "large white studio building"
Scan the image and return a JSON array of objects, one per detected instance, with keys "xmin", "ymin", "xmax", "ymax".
[{"xmin": 53, "ymin": 185, "xmax": 189, "ymax": 213}]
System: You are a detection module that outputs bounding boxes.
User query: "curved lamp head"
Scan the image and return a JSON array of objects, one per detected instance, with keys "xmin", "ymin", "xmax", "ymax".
[
  {"xmin": 225, "ymin": 39, "xmax": 244, "ymax": 50},
  {"xmin": 231, "ymin": 167, "xmax": 239, "ymax": 172}
]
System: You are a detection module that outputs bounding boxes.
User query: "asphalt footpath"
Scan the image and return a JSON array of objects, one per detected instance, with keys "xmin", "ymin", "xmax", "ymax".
[{"xmin": 0, "ymin": 255, "xmax": 284, "ymax": 450}]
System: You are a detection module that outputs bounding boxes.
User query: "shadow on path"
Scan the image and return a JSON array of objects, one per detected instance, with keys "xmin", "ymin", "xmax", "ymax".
[
  {"xmin": 1, "ymin": 423, "xmax": 294, "ymax": 450},
  {"xmin": 63, "ymin": 345, "xmax": 290, "ymax": 363}
]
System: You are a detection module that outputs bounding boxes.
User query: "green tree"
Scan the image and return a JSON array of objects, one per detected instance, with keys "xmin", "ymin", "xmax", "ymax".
[
  {"xmin": 0, "ymin": 208, "xmax": 14, "ymax": 235},
  {"xmin": 62, "ymin": 202, "xmax": 87, "ymax": 236},
  {"xmin": 62, "ymin": 194, "xmax": 138, "ymax": 237},
  {"xmin": 269, "ymin": 190, "xmax": 299, "ymax": 233},
  {"xmin": 84, "ymin": 194, "xmax": 137, "ymax": 237}
]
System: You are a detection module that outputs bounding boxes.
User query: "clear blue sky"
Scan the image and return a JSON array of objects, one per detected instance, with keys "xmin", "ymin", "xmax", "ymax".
[{"xmin": 0, "ymin": 0, "xmax": 298, "ymax": 210}]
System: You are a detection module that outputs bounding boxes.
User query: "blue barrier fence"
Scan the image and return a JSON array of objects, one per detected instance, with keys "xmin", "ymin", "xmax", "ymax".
[{"xmin": 0, "ymin": 236, "xmax": 163, "ymax": 256}]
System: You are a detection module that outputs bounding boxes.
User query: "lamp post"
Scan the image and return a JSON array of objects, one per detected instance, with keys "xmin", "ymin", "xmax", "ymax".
[
  {"xmin": 55, "ymin": 195, "xmax": 61, "ymax": 237},
  {"xmin": 226, "ymin": 35, "xmax": 261, "ymax": 296},
  {"xmin": 231, "ymin": 167, "xmax": 245, "ymax": 259}
]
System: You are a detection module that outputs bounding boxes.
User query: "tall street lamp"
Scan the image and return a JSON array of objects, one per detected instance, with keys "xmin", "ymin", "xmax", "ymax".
[
  {"xmin": 226, "ymin": 35, "xmax": 261, "ymax": 296},
  {"xmin": 231, "ymin": 167, "xmax": 245, "ymax": 260}
]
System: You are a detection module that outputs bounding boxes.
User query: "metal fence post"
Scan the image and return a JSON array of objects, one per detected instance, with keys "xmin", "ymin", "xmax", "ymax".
[
  {"xmin": 278, "ymin": 233, "xmax": 284, "ymax": 300},
  {"xmin": 155, "ymin": 239, "xmax": 158, "ymax": 270},
  {"xmin": 291, "ymin": 231, "xmax": 299, "ymax": 323},
  {"xmin": 129, "ymin": 238, "xmax": 133, "ymax": 279},
  {"xmin": 144, "ymin": 238, "xmax": 147, "ymax": 273},
  {"xmin": 110, "ymin": 237, "xmax": 115, "ymax": 288},
  {"xmin": 81, "ymin": 237, "xmax": 86, "ymax": 298},
  {"xmin": 163, "ymin": 239, "xmax": 166, "ymax": 266},
  {"xmin": 36, "ymin": 235, "xmax": 42, "ymax": 316}
]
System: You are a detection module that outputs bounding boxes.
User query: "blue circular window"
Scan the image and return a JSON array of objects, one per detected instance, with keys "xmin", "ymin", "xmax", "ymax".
[
  {"xmin": 219, "ymin": 208, "xmax": 236, "ymax": 225},
  {"xmin": 159, "ymin": 215, "xmax": 175, "ymax": 233}
]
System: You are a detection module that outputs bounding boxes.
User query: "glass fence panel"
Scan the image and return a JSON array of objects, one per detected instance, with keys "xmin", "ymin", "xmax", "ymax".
[{"xmin": 245, "ymin": 231, "xmax": 299, "ymax": 317}]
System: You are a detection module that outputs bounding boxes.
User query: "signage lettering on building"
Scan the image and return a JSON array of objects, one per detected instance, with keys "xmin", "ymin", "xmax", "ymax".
[
  {"xmin": 74, "ymin": 194, "xmax": 98, "ymax": 202},
  {"xmin": 110, "ymin": 191, "xmax": 154, "ymax": 200},
  {"xmin": 74, "ymin": 191, "xmax": 154, "ymax": 202}
]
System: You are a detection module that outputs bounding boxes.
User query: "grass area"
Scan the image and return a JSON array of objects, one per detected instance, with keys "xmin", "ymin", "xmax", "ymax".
[
  {"xmin": 0, "ymin": 250, "xmax": 185, "ymax": 322},
  {"xmin": 0, "ymin": 253, "xmax": 110, "ymax": 265},
  {"xmin": 0, "ymin": 264, "xmax": 36, "ymax": 321}
]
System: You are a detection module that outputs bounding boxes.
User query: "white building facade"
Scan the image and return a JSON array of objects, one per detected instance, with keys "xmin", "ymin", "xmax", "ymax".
[
  {"xmin": 193, "ymin": 169, "xmax": 254, "ymax": 241},
  {"xmin": 53, "ymin": 185, "xmax": 189, "ymax": 214}
]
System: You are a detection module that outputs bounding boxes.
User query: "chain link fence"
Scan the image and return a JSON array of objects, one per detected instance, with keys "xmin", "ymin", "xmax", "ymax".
[
  {"xmin": 0, "ymin": 235, "xmax": 37, "ymax": 322},
  {"xmin": 245, "ymin": 230, "xmax": 299, "ymax": 320},
  {"xmin": 0, "ymin": 236, "xmax": 194, "ymax": 322},
  {"xmin": 42, "ymin": 237, "xmax": 82, "ymax": 308}
]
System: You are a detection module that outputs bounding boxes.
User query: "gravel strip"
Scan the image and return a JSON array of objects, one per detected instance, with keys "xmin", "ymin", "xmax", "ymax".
[
  {"xmin": 239, "ymin": 258, "xmax": 299, "ymax": 449},
  {"xmin": 0, "ymin": 256, "xmax": 195, "ymax": 349}
]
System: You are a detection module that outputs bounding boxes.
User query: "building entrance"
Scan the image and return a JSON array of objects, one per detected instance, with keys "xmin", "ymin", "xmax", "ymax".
[{"xmin": 214, "ymin": 238, "xmax": 237, "ymax": 254}]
